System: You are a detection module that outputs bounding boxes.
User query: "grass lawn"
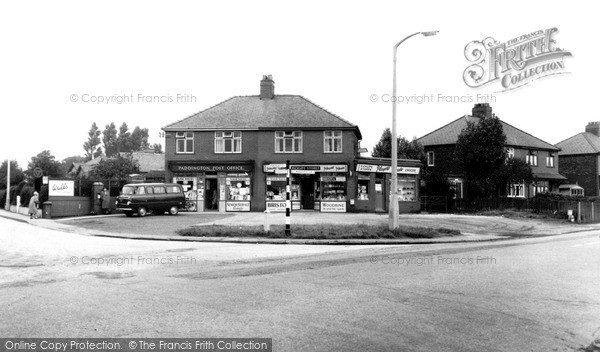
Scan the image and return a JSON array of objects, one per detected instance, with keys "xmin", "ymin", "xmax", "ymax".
[{"xmin": 177, "ymin": 224, "xmax": 461, "ymax": 239}]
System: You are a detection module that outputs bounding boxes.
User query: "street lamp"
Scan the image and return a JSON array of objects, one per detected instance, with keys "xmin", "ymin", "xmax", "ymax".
[{"xmin": 389, "ymin": 31, "xmax": 438, "ymax": 230}]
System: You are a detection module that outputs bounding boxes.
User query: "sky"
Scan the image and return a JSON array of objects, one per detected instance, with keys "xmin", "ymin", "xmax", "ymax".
[{"xmin": 0, "ymin": 1, "xmax": 596, "ymax": 169}]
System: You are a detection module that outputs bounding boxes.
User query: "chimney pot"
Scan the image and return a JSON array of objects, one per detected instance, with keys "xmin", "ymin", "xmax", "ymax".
[
  {"xmin": 586, "ymin": 121, "xmax": 600, "ymax": 137},
  {"xmin": 260, "ymin": 75, "xmax": 275, "ymax": 100},
  {"xmin": 472, "ymin": 103, "xmax": 493, "ymax": 119}
]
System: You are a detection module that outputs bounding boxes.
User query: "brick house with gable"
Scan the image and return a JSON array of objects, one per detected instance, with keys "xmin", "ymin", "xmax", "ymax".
[{"xmin": 417, "ymin": 103, "xmax": 566, "ymax": 199}]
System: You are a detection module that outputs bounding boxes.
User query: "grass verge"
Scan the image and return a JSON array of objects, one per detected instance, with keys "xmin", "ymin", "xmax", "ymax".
[{"xmin": 177, "ymin": 224, "xmax": 460, "ymax": 239}]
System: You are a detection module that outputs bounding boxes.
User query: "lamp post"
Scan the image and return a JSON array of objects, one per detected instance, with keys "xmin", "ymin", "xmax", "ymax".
[
  {"xmin": 5, "ymin": 159, "xmax": 10, "ymax": 210},
  {"xmin": 389, "ymin": 31, "xmax": 438, "ymax": 230}
]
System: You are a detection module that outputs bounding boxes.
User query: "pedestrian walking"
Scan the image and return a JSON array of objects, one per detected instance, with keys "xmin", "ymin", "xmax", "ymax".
[{"xmin": 29, "ymin": 191, "xmax": 39, "ymax": 219}]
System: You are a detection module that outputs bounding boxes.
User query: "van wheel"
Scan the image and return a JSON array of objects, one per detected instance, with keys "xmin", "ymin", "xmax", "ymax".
[
  {"xmin": 137, "ymin": 207, "xmax": 148, "ymax": 217},
  {"xmin": 124, "ymin": 211, "xmax": 133, "ymax": 217},
  {"xmin": 168, "ymin": 206, "xmax": 179, "ymax": 215}
]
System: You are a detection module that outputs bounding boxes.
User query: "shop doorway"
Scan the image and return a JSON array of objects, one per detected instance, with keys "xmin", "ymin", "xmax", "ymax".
[
  {"xmin": 375, "ymin": 179, "xmax": 385, "ymax": 212},
  {"xmin": 300, "ymin": 176, "xmax": 315, "ymax": 210},
  {"xmin": 205, "ymin": 178, "xmax": 219, "ymax": 211}
]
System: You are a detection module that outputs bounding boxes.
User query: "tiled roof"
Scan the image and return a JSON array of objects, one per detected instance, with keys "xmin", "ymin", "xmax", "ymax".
[
  {"xmin": 120, "ymin": 152, "xmax": 165, "ymax": 172},
  {"xmin": 556, "ymin": 132, "xmax": 600, "ymax": 155},
  {"xmin": 418, "ymin": 115, "xmax": 559, "ymax": 151},
  {"xmin": 163, "ymin": 95, "xmax": 361, "ymax": 139}
]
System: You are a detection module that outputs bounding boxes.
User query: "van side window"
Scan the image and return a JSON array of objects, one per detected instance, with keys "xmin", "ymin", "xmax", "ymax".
[
  {"xmin": 136, "ymin": 187, "xmax": 146, "ymax": 195},
  {"xmin": 166, "ymin": 186, "xmax": 180, "ymax": 194},
  {"xmin": 145, "ymin": 187, "xmax": 154, "ymax": 194},
  {"xmin": 153, "ymin": 186, "xmax": 166, "ymax": 194}
]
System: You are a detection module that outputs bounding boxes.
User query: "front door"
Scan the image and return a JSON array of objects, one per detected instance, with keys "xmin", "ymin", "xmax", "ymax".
[
  {"xmin": 375, "ymin": 179, "xmax": 385, "ymax": 212},
  {"xmin": 300, "ymin": 177, "xmax": 315, "ymax": 210},
  {"xmin": 205, "ymin": 179, "xmax": 218, "ymax": 211}
]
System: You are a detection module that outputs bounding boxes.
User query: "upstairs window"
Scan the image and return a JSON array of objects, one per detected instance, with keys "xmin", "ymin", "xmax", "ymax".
[
  {"xmin": 546, "ymin": 153, "xmax": 555, "ymax": 167},
  {"xmin": 324, "ymin": 131, "xmax": 343, "ymax": 153},
  {"xmin": 427, "ymin": 151, "xmax": 435, "ymax": 166},
  {"xmin": 215, "ymin": 131, "xmax": 242, "ymax": 153},
  {"xmin": 176, "ymin": 132, "xmax": 194, "ymax": 154},
  {"xmin": 506, "ymin": 147, "xmax": 515, "ymax": 159},
  {"xmin": 526, "ymin": 151, "xmax": 538, "ymax": 166},
  {"xmin": 275, "ymin": 131, "xmax": 302, "ymax": 153}
]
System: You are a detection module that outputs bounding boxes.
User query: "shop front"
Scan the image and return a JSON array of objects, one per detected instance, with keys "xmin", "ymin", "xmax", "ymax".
[
  {"xmin": 263, "ymin": 163, "xmax": 349, "ymax": 212},
  {"xmin": 169, "ymin": 161, "xmax": 254, "ymax": 212},
  {"xmin": 352, "ymin": 161, "xmax": 421, "ymax": 213}
]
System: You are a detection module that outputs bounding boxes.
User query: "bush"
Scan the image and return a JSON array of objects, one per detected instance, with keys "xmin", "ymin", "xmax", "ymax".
[
  {"xmin": 39, "ymin": 184, "xmax": 49, "ymax": 204},
  {"xmin": 19, "ymin": 185, "xmax": 35, "ymax": 207},
  {"xmin": 0, "ymin": 189, "xmax": 6, "ymax": 209},
  {"xmin": 9, "ymin": 185, "xmax": 19, "ymax": 205}
]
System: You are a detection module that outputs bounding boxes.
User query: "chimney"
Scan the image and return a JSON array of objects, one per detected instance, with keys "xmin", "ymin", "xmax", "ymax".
[
  {"xmin": 260, "ymin": 75, "xmax": 275, "ymax": 99},
  {"xmin": 472, "ymin": 103, "xmax": 492, "ymax": 119},
  {"xmin": 586, "ymin": 122, "xmax": 600, "ymax": 137}
]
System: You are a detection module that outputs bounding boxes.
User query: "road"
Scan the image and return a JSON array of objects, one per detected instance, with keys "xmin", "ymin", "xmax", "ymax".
[{"xmin": 1, "ymin": 217, "xmax": 599, "ymax": 351}]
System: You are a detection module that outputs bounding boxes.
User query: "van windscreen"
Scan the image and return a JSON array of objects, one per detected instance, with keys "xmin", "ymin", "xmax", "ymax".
[{"xmin": 121, "ymin": 186, "xmax": 135, "ymax": 195}]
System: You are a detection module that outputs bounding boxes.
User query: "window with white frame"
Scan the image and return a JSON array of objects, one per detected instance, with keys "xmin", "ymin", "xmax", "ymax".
[
  {"xmin": 533, "ymin": 180, "xmax": 549, "ymax": 195},
  {"xmin": 546, "ymin": 153, "xmax": 554, "ymax": 167},
  {"xmin": 176, "ymin": 132, "xmax": 194, "ymax": 154},
  {"xmin": 215, "ymin": 131, "xmax": 242, "ymax": 153},
  {"xmin": 427, "ymin": 151, "xmax": 435, "ymax": 166},
  {"xmin": 507, "ymin": 183, "xmax": 525, "ymax": 197},
  {"xmin": 324, "ymin": 131, "xmax": 342, "ymax": 153},
  {"xmin": 506, "ymin": 147, "xmax": 515, "ymax": 159},
  {"xmin": 525, "ymin": 151, "xmax": 538, "ymax": 166},
  {"xmin": 275, "ymin": 131, "xmax": 302, "ymax": 153}
]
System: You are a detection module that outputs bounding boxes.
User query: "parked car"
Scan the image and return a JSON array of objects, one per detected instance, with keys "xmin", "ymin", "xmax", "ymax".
[{"xmin": 116, "ymin": 183, "xmax": 185, "ymax": 217}]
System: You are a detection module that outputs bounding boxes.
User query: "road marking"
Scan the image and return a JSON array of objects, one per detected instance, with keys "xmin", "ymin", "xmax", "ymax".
[{"xmin": 571, "ymin": 241, "xmax": 600, "ymax": 248}]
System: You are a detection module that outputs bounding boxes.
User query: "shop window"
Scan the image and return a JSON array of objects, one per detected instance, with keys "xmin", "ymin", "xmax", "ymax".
[
  {"xmin": 526, "ymin": 151, "xmax": 538, "ymax": 166},
  {"xmin": 546, "ymin": 153, "xmax": 554, "ymax": 167},
  {"xmin": 427, "ymin": 151, "xmax": 434, "ymax": 166},
  {"xmin": 176, "ymin": 132, "xmax": 194, "ymax": 154},
  {"xmin": 266, "ymin": 176, "xmax": 299, "ymax": 200},
  {"xmin": 324, "ymin": 131, "xmax": 342, "ymax": 153},
  {"xmin": 215, "ymin": 131, "xmax": 242, "ymax": 153},
  {"xmin": 320, "ymin": 174, "xmax": 346, "ymax": 201},
  {"xmin": 507, "ymin": 183, "xmax": 525, "ymax": 197},
  {"xmin": 226, "ymin": 177, "xmax": 251, "ymax": 201},
  {"xmin": 357, "ymin": 179, "xmax": 369, "ymax": 201},
  {"xmin": 398, "ymin": 176, "xmax": 416, "ymax": 201},
  {"xmin": 275, "ymin": 131, "xmax": 302, "ymax": 153}
]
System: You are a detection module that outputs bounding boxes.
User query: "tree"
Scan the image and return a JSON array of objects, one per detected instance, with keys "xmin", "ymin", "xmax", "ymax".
[
  {"xmin": 497, "ymin": 158, "xmax": 534, "ymax": 195},
  {"xmin": 117, "ymin": 123, "xmax": 133, "ymax": 153},
  {"xmin": 0, "ymin": 160, "xmax": 25, "ymax": 188},
  {"xmin": 102, "ymin": 122, "xmax": 119, "ymax": 157},
  {"xmin": 454, "ymin": 115, "xmax": 507, "ymax": 199},
  {"xmin": 83, "ymin": 122, "xmax": 103, "ymax": 161},
  {"xmin": 151, "ymin": 143, "xmax": 163, "ymax": 153},
  {"xmin": 130, "ymin": 126, "xmax": 150, "ymax": 151},
  {"xmin": 90, "ymin": 155, "xmax": 139, "ymax": 181},
  {"xmin": 372, "ymin": 128, "xmax": 425, "ymax": 161},
  {"xmin": 26, "ymin": 150, "xmax": 64, "ymax": 179}
]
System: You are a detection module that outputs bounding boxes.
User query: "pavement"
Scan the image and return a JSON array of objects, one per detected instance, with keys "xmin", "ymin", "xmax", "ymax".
[{"xmin": 0, "ymin": 209, "xmax": 596, "ymax": 245}]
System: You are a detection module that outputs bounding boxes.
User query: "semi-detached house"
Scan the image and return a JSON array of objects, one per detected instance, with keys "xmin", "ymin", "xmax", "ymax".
[{"xmin": 162, "ymin": 75, "xmax": 422, "ymax": 213}]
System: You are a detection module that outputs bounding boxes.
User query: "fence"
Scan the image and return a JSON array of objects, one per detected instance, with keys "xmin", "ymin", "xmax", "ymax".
[{"xmin": 421, "ymin": 196, "xmax": 600, "ymax": 223}]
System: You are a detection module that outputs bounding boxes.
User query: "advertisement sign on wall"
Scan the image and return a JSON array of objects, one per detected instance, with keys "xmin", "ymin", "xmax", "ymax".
[
  {"xmin": 49, "ymin": 180, "xmax": 75, "ymax": 197},
  {"xmin": 226, "ymin": 201, "xmax": 250, "ymax": 212},
  {"xmin": 320, "ymin": 201, "xmax": 346, "ymax": 213}
]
